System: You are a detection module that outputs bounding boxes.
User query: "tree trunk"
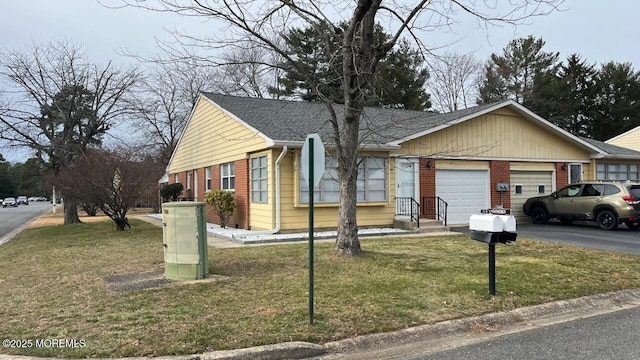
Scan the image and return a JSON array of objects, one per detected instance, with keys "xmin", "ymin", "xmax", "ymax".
[
  {"xmin": 63, "ymin": 198, "xmax": 82, "ymax": 224},
  {"xmin": 335, "ymin": 109, "xmax": 362, "ymax": 256},
  {"xmin": 336, "ymin": 169, "xmax": 361, "ymax": 255}
]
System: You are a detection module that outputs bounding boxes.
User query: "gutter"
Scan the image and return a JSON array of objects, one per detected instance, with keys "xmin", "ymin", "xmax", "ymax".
[{"xmin": 233, "ymin": 146, "xmax": 288, "ymax": 238}]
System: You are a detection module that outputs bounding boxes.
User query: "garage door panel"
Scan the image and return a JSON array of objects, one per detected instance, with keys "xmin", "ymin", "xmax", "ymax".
[
  {"xmin": 511, "ymin": 170, "xmax": 553, "ymax": 221},
  {"xmin": 436, "ymin": 170, "xmax": 488, "ymax": 225}
]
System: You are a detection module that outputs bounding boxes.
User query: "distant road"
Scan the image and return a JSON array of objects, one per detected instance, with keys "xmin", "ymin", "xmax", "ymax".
[{"xmin": 0, "ymin": 201, "xmax": 51, "ymax": 244}]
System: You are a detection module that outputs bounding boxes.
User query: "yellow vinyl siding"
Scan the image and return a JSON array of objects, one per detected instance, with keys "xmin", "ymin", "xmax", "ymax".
[
  {"xmin": 274, "ymin": 149, "xmax": 396, "ymax": 231},
  {"xmin": 607, "ymin": 128, "xmax": 640, "ymax": 151},
  {"xmin": 168, "ymin": 98, "xmax": 268, "ymax": 174},
  {"xmin": 399, "ymin": 109, "xmax": 590, "ymax": 160},
  {"xmin": 436, "ymin": 160, "xmax": 489, "ymax": 170}
]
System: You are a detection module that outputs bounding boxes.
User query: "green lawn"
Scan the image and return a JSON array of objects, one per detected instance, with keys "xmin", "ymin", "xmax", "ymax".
[{"xmin": 1, "ymin": 219, "xmax": 640, "ymax": 358}]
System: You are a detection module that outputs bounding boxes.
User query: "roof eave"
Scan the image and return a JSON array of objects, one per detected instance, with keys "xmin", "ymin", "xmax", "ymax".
[{"xmin": 270, "ymin": 140, "xmax": 399, "ymax": 151}]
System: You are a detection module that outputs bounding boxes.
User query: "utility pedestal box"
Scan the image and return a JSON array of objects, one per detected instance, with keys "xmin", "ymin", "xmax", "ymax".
[{"xmin": 162, "ymin": 202, "xmax": 209, "ymax": 280}]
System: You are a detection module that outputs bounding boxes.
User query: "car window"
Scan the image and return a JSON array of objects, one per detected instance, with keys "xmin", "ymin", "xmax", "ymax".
[
  {"xmin": 603, "ymin": 184, "xmax": 621, "ymax": 195},
  {"xmin": 580, "ymin": 184, "xmax": 603, "ymax": 197},
  {"xmin": 628, "ymin": 185, "xmax": 640, "ymax": 198},
  {"xmin": 557, "ymin": 184, "xmax": 582, "ymax": 198}
]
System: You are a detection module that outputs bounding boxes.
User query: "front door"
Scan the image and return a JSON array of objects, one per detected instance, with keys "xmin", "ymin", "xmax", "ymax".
[{"xmin": 396, "ymin": 159, "xmax": 418, "ymax": 214}]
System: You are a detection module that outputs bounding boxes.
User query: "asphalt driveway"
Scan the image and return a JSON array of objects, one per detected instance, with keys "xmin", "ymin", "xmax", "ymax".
[{"xmin": 451, "ymin": 222, "xmax": 640, "ymax": 255}]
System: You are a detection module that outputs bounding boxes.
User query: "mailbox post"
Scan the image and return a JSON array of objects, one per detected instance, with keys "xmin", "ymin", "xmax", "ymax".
[{"xmin": 469, "ymin": 209, "xmax": 517, "ymax": 295}]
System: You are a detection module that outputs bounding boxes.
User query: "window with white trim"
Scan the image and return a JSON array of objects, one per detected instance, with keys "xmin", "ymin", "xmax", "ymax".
[
  {"xmin": 205, "ymin": 167, "xmax": 212, "ymax": 191},
  {"xmin": 597, "ymin": 163, "xmax": 640, "ymax": 181},
  {"xmin": 300, "ymin": 156, "xmax": 387, "ymax": 203},
  {"xmin": 186, "ymin": 171, "xmax": 192, "ymax": 190},
  {"xmin": 221, "ymin": 162, "xmax": 235, "ymax": 190},
  {"xmin": 174, "ymin": 173, "xmax": 179, "ymax": 184},
  {"xmin": 251, "ymin": 156, "xmax": 268, "ymax": 203}
]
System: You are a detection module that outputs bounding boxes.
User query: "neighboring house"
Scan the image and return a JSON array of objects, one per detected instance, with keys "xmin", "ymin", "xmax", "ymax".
[
  {"xmin": 166, "ymin": 94, "xmax": 640, "ymax": 230},
  {"xmin": 606, "ymin": 126, "xmax": 640, "ymax": 152}
]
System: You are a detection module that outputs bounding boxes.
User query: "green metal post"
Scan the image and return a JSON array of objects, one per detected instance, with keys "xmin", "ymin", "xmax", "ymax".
[{"xmin": 309, "ymin": 137, "xmax": 315, "ymax": 325}]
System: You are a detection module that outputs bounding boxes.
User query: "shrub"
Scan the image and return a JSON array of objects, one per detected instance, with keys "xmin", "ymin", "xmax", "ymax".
[
  {"xmin": 205, "ymin": 190, "xmax": 236, "ymax": 228},
  {"xmin": 160, "ymin": 183, "xmax": 183, "ymax": 202}
]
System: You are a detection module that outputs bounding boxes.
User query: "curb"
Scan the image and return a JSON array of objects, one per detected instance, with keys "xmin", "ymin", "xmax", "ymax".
[
  {"xmin": 201, "ymin": 342, "xmax": 326, "ymax": 359},
  {"xmin": 323, "ymin": 287, "xmax": 640, "ymax": 355}
]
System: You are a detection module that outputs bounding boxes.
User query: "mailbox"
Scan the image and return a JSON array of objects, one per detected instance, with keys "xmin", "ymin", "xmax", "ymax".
[
  {"xmin": 469, "ymin": 213, "xmax": 517, "ymax": 244},
  {"xmin": 469, "ymin": 211, "xmax": 518, "ymax": 295}
]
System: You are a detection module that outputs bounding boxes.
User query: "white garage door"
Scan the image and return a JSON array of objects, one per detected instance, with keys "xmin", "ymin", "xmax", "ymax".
[
  {"xmin": 436, "ymin": 170, "xmax": 489, "ymax": 225},
  {"xmin": 510, "ymin": 170, "xmax": 554, "ymax": 221}
]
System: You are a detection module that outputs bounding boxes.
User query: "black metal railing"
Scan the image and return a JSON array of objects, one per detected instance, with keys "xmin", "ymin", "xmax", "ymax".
[
  {"xmin": 420, "ymin": 196, "xmax": 448, "ymax": 226},
  {"xmin": 395, "ymin": 197, "xmax": 420, "ymax": 227}
]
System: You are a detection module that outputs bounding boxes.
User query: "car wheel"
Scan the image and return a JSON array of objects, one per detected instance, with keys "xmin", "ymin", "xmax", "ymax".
[
  {"xmin": 596, "ymin": 210, "xmax": 618, "ymax": 230},
  {"xmin": 531, "ymin": 207, "xmax": 548, "ymax": 224},
  {"xmin": 625, "ymin": 221, "xmax": 640, "ymax": 230},
  {"xmin": 559, "ymin": 217, "xmax": 573, "ymax": 225}
]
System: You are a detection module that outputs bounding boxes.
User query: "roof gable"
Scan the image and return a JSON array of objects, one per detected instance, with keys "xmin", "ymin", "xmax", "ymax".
[
  {"xmin": 199, "ymin": 94, "xmax": 610, "ymax": 157},
  {"xmin": 606, "ymin": 126, "xmax": 640, "ymax": 143}
]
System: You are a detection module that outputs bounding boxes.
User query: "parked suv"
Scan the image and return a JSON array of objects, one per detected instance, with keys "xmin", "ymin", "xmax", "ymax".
[{"xmin": 523, "ymin": 181, "xmax": 640, "ymax": 230}]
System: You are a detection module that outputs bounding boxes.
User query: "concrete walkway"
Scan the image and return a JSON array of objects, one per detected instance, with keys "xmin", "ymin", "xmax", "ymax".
[{"xmin": 136, "ymin": 214, "xmax": 458, "ymax": 248}]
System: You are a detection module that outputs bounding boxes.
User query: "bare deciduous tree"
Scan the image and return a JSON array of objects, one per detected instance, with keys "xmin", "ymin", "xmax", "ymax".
[
  {"xmin": 0, "ymin": 39, "xmax": 138, "ymax": 224},
  {"xmin": 131, "ymin": 58, "xmax": 215, "ymax": 165},
  {"xmin": 52, "ymin": 147, "xmax": 165, "ymax": 231},
  {"xmin": 109, "ymin": 0, "xmax": 564, "ymax": 256},
  {"xmin": 428, "ymin": 52, "xmax": 481, "ymax": 112}
]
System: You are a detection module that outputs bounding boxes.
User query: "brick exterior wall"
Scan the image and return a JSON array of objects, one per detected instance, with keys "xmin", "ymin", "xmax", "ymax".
[
  {"xmin": 490, "ymin": 160, "xmax": 511, "ymax": 209},
  {"xmin": 201, "ymin": 161, "xmax": 249, "ymax": 230},
  {"xmin": 419, "ymin": 158, "xmax": 436, "ymax": 219},
  {"xmin": 233, "ymin": 159, "xmax": 250, "ymax": 229},
  {"xmin": 556, "ymin": 162, "xmax": 569, "ymax": 189}
]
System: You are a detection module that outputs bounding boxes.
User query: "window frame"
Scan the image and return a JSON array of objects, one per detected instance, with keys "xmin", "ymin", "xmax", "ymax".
[
  {"xmin": 205, "ymin": 166, "xmax": 212, "ymax": 192},
  {"xmin": 220, "ymin": 162, "xmax": 236, "ymax": 191},
  {"xmin": 251, "ymin": 156, "xmax": 268, "ymax": 203},
  {"xmin": 299, "ymin": 155, "xmax": 388, "ymax": 204},
  {"xmin": 597, "ymin": 163, "xmax": 640, "ymax": 181}
]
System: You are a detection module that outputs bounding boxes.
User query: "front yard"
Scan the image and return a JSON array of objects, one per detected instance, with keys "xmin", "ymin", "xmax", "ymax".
[{"xmin": 1, "ymin": 218, "xmax": 640, "ymax": 358}]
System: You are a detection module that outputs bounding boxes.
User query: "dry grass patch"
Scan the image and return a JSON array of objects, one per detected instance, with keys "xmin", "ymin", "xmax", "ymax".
[{"xmin": 1, "ymin": 219, "xmax": 640, "ymax": 358}]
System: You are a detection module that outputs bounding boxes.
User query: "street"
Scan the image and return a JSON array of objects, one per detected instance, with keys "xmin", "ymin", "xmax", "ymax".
[
  {"xmin": 313, "ymin": 300, "xmax": 640, "ymax": 360},
  {"xmin": 0, "ymin": 201, "xmax": 51, "ymax": 244},
  {"xmin": 412, "ymin": 306, "xmax": 640, "ymax": 360}
]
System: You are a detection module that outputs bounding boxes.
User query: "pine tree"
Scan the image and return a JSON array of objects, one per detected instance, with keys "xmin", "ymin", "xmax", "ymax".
[
  {"xmin": 271, "ymin": 23, "xmax": 431, "ymax": 110},
  {"xmin": 478, "ymin": 36, "xmax": 560, "ymax": 107},
  {"xmin": 593, "ymin": 62, "xmax": 640, "ymax": 140}
]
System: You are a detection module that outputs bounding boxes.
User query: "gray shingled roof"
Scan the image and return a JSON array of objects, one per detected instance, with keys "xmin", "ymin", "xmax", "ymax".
[
  {"xmin": 580, "ymin": 137, "xmax": 640, "ymax": 158},
  {"xmin": 202, "ymin": 93, "xmax": 500, "ymax": 146}
]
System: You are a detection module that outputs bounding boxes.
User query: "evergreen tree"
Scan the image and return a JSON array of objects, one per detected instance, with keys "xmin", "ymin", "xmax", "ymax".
[
  {"xmin": 534, "ymin": 54, "xmax": 599, "ymax": 137},
  {"xmin": 593, "ymin": 62, "xmax": 640, "ymax": 141},
  {"xmin": 0, "ymin": 154, "xmax": 16, "ymax": 199},
  {"xmin": 271, "ymin": 23, "xmax": 431, "ymax": 110},
  {"xmin": 478, "ymin": 36, "xmax": 560, "ymax": 107}
]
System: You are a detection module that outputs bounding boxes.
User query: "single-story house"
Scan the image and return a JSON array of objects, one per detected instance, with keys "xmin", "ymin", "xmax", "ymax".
[
  {"xmin": 606, "ymin": 126, "xmax": 640, "ymax": 152},
  {"xmin": 166, "ymin": 93, "xmax": 640, "ymax": 230}
]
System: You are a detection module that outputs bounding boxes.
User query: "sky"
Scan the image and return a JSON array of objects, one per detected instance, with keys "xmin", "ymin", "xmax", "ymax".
[{"xmin": 0, "ymin": 0, "xmax": 639, "ymax": 162}]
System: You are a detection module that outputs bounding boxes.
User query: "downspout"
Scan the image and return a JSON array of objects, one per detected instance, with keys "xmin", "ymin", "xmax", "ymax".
[{"xmin": 233, "ymin": 146, "xmax": 287, "ymax": 238}]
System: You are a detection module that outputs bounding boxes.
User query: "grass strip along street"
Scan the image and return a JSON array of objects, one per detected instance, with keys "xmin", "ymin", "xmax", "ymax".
[{"xmin": 1, "ymin": 219, "xmax": 640, "ymax": 358}]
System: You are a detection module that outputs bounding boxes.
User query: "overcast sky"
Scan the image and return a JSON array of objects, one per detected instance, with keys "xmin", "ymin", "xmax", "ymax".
[{"xmin": 1, "ymin": 0, "xmax": 638, "ymax": 162}]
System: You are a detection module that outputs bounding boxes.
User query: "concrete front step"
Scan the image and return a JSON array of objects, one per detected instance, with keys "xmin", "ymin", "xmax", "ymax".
[{"xmin": 393, "ymin": 218, "xmax": 449, "ymax": 233}]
